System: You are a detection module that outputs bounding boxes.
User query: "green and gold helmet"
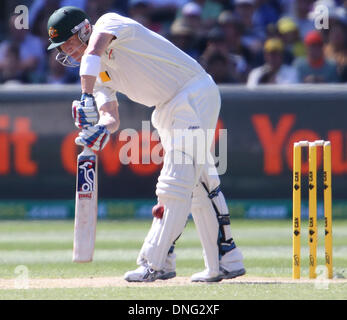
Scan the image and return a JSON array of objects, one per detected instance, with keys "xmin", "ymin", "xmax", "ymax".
[{"xmin": 47, "ymin": 6, "xmax": 90, "ymax": 50}]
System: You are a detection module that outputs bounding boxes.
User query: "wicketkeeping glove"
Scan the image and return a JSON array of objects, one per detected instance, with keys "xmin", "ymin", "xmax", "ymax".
[
  {"xmin": 72, "ymin": 93, "xmax": 99, "ymax": 128},
  {"xmin": 75, "ymin": 124, "xmax": 110, "ymax": 151}
]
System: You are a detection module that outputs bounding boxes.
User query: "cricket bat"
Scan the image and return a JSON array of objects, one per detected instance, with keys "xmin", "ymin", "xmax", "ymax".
[{"xmin": 73, "ymin": 146, "xmax": 98, "ymax": 263}]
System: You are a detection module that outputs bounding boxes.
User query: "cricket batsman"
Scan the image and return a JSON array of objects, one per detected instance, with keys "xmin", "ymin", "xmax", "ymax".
[{"xmin": 47, "ymin": 6, "xmax": 245, "ymax": 282}]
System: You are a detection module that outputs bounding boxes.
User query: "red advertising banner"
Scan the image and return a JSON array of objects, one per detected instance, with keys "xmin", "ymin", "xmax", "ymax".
[{"xmin": 0, "ymin": 85, "xmax": 346, "ymax": 201}]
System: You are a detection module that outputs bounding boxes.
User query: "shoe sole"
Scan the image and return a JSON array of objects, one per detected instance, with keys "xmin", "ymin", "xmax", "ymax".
[
  {"xmin": 190, "ymin": 269, "xmax": 246, "ymax": 283},
  {"xmin": 125, "ymin": 278, "xmax": 156, "ymax": 283},
  {"xmin": 124, "ymin": 271, "xmax": 176, "ymax": 283},
  {"xmin": 221, "ymin": 268, "xmax": 246, "ymax": 280},
  {"xmin": 191, "ymin": 275, "xmax": 223, "ymax": 283},
  {"xmin": 158, "ymin": 271, "xmax": 176, "ymax": 280}
]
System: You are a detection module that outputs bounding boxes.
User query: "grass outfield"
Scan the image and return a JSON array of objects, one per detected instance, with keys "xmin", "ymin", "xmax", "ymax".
[{"xmin": 0, "ymin": 219, "xmax": 346, "ymax": 299}]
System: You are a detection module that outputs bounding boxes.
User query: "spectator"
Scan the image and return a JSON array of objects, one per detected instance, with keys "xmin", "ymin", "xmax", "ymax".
[
  {"xmin": 175, "ymin": 2, "xmax": 208, "ymax": 53},
  {"xmin": 176, "ymin": 1, "xmax": 224, "ymax": 31},
  {"xmin": 46, "ymin": 50, "xmax": 78, "ymax": 84},
  {"xmin": 294, "ymin": 31, "xmax": 339, "ymax": 83},
  {"xmin": 218, "ymin": 10, "xmax": 256, "ymax": 68},
  {"xmin": 200, "ymin": 26, "xmax": 248, "ymax": 82},
  {"xmin": 128, "ymin": 0, "xmax": 162, "ymax": 33},
  {"xmin": 215, "ymin": 0, "xmax": 233, "ymax": 11},
  {"xmin": 277, "ymin": 16, "xmax": 306, "ymax": 64},
  {"xmin": 253, "ymin": 0, "xmax": 281, "ymax": 31},
  {"xmin": 247, "ymin": 38, "xmax": 298, "ymax": 86},
  {"xmin": 324, "ymin": 9, "xmax": 347, "ymax": 81},
  {"xmin": 60, "ymin": 0, "xmax": 87, "ymax": 10},
  {"xmin": 30, "ymin": 0, "xmax": 61, "ymax": 49},
  {"xmin": 46, "ymin": 50, "xmax": 65, "ymax": 84},
  {"xmin": 202, "ymin": 48, "xmax": 235, "ymax": 83},
  {"xmin": 145, "ymin": 0, "xmax": 188, "ymax": 9},
  {"xmin": 233, "ymin": 0, "xmax": 265, "ymax": 55},
  {"xmin": 109, "ymin": 0, "xmax": 130, "ymax": 16},
  {"xmin": 131, "ymin": 0, "xmax": 185, "ymax": 35},
  {"xmin": 279, "ymin": 0, "xmax": 295, "ymax": 16},
  {"xmin": 86, "ymin": 0, "xmax": 122, "ymax": 24},
  {"xmin": 202, "ymin": 26, "xmax": 228, "ymax": 55},
  {"xmin": 0, "ymin": 42, "xmax": 26, "ymax": 84},
  {"xmin": 289, "ymin": 0, "xmax": 315, "ymax": 38},
  {"xmin": 195, "ymin": 0, "xmax": 224, "ymax": 28},
  {"xmin": 180, "ymin": 2, "xmax": 204, "ymax": 36},
  {"xmin": 169, "ymin": 18, "xmax": 200, "ymax": 59},
  {"xmin": 0, "ymin": 14, "xmax": 46, "ymax": 83},
  {"xmin": 0, "ymin": 2, "xmax": 7, "ymax": 41}
]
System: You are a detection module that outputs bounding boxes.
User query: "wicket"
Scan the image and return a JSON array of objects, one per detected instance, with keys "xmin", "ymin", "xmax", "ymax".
[{"xmin": 292, "ymin": 140, "xmax": 333, "ymax": 279}]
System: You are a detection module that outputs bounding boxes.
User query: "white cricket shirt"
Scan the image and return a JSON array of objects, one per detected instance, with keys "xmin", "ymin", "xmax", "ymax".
[{"xmin": 91, "ymin": 13, "xmax": 206, "ymax": 108}]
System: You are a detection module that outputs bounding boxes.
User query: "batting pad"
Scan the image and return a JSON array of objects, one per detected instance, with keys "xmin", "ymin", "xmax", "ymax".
[
  {"xmin": 191, "ymin": 183, "xmax": 220, "ymax": 275},
  {"xmin": 138, "ymin": 150, "xmax": 196, "ymax": 271},
  {"xmin": 191, "ymin": 163, "xmax": 234, "ymax": 273},
  {"xmin": 136, "ymin": 219, "xmax": 177, "ymax": 273}
]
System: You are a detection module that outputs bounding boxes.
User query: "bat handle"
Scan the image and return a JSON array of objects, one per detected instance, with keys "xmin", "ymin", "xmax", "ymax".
[{"xmin": 80, "ymin": 146, "xmax": 95, "ymax": 156}]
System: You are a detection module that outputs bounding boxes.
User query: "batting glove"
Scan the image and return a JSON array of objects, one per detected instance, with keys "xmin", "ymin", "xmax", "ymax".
[
  {"xmin": 72, "ymin": 93, "xmax": 98, "ymax": 129},
  {"xmin": 75, "ymin": 124, "xmax": 110, "ymax": 151}
]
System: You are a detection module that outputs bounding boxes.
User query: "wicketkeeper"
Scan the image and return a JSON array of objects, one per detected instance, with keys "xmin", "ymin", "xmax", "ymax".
[{"xmin": 47, "ymin": 6, "xmax": 245, "ymax": 282}]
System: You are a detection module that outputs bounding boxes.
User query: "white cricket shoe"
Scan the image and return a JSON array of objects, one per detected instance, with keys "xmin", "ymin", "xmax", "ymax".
[
  {"xmin": 191, "ymin": 269, "xmax": 223, "ymax": 282},
  {"xmin": 124, "ymin": 264, "xmax": 176, "ymax": 282},
  {"xmin": 191, "ymin": 247, "xmax": 246, "ymax": 282},
  {"xmin": 219, "ymin": 247, "xmax": 246, "ymax": 279}
]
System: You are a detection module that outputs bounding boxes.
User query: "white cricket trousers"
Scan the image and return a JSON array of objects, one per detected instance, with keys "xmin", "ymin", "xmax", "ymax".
[{"xmin": 137, "ymin": 72, "xmax": 222, "ymax": 271}]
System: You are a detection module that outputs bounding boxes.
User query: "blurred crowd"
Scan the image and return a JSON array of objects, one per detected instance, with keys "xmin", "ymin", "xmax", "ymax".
[{"xmin": 1, "ymin": 0, "xmax": 347, "ymax": 86}]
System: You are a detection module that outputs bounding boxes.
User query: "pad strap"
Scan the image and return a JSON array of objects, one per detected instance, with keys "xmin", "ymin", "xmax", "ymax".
[{"xmin": 201, "ymin": 182, "xmax": 235, "ymax": 257}]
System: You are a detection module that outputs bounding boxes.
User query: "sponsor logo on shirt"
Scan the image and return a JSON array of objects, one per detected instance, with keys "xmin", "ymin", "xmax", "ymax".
[{"xmin": 105, "ymin": 49, "xmax": 114, "ymax": 60}]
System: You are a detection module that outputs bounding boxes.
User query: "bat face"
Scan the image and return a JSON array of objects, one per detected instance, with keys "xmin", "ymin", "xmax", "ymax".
[
  {"xmin": 73, "ymin": 147, "xmax": 98, "ymax": 263},
  {"xmin": 77, "ymin": 156, "xmax": 96, "ymax": 197}
]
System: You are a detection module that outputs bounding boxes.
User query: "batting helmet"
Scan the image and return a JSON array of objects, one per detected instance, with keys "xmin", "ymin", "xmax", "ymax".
[{"xmin": 47, "ymin": 6, "xmax": 91, "ymax": 50}]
